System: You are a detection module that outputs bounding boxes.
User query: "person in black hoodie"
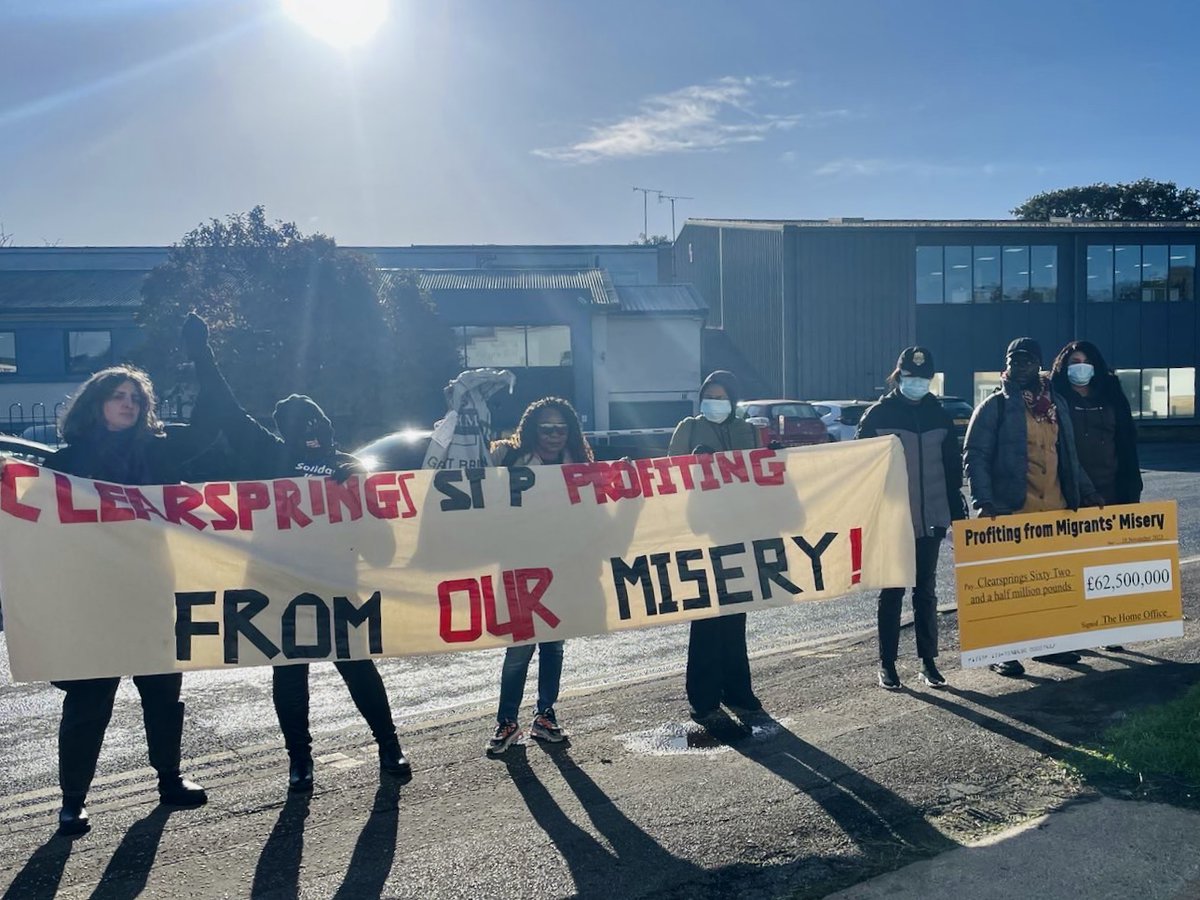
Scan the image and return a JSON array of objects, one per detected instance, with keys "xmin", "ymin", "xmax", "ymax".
[
  {"xmin": 856, "ymin": 347, "xmax": 966, "ymax": 690},
  {"xmin": 44, "ymin": 365, "xmax": 213, "ymax": 837},
  {"xmin": 667, "ymin": 370, "xmax": 763, "ymax": 718},
  {"xmin": 181, "ymin": 314, "xmax": 411, "ymax": 793}
]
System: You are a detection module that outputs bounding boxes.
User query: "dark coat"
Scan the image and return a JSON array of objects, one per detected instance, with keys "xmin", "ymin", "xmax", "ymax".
[
  {"xmin": 668, "ymin": 413, "xmax": 761, "ymax": 455},
  {"xmin": 44, "ymin": 425, "xmax": 218, "ymax": 485},
  {"xmin": 963, "ymin": 380, "xmax": 1096, "ymax": 514},
  {"xmin": 1051, "ymin": 373, "xmax": 1143, "ymax": 505},
  {"xmin": 856, "ymin": 391, "xmax": 966, "ymax": 536}
]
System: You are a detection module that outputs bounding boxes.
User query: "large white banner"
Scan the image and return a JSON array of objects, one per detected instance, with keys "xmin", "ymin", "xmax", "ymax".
[{"xmin": 0, "ymin": 437, "xmax": 915, "ymax": 682}]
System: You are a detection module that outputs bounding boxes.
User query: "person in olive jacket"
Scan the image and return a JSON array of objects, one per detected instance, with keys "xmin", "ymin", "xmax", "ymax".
[
  {"xmin": 856, "ymin": 347, "xmax": 966, "ymax": 691},
  {"xmin": 667, "ymin": 370, "xmax": 762, "ymax": 719}
]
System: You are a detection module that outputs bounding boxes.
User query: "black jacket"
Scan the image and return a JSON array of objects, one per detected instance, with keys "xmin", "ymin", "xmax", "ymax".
[
  {"xmin": 45, "ymin": 425, "xmax": 218, "ymax": 485},
  {"xmin": 1051, "ymin": 373, "xmax": 1142, "ymax": 505},
  {"xmin": 856, "ymin": 391, "xmax": 966, "ymax": 536},
  {"xmin": 668, "ymin": 414, "xmax": 760, "ymax": 455}
]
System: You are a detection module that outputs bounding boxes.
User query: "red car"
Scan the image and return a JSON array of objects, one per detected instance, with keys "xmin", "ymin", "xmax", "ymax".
[{"xmin": 736, "ymin": 400, "xmax": 831, "ymax": 448}]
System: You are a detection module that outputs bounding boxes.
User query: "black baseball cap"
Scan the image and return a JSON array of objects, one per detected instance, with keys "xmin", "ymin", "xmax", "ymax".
[
  {"xmin": 1006, "ymin": 337, "xmax": 1042, "ymax": 362},
  {"xmin": 896, "ymin": 346, "xmax": 935, "ymax": 378}
]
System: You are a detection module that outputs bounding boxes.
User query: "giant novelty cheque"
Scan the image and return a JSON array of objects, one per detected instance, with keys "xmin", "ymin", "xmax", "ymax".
[{"xmin": 0, "ymin": 437, "xmax": 916, "ymax": 682}]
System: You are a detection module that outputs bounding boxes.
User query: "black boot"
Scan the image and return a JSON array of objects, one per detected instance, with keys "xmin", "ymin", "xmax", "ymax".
[
  {"xmin": 57, "ymin": 796, "xmax": 90, "ymax": 837},
  {"xmin": 158, "ymin": 774, "xmax": 207, "ymax": 807},
  {"xmin": 288, "ymin": 756, "xmax": 314, "ymax": 794},
  {"xmin": 378, "ymin": 738, "xmax": 412, "ymax": 784}
]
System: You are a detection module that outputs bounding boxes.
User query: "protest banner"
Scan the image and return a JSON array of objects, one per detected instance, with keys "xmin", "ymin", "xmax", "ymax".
[
  {"xmin": 954, "ymin": 501, "xmax": 1183, "ymax": 666},
  {"xmin": 0, "ymin": 436, "xmax": 916, "ymax": 682}
]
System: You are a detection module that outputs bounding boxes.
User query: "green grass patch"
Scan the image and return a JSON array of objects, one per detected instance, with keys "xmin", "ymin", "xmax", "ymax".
[{"xmin": 1068, "ymin": 682, "xmax": 1200, "ymax": 792}]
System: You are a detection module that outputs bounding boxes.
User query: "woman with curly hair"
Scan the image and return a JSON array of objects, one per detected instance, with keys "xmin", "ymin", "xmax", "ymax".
[
  {"xmin": 485, "ymin": 397, "xmax": 592, "ymax": 755},
  {"xmin": 44, "ymin": 365, "xmax": 215, "ymax": 836}
]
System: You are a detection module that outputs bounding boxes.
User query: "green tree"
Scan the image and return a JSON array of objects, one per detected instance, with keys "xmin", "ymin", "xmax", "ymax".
[
  {"xmin": 1012, "ymin": 178, "xmax": 1200, "ymax": 221},
  {"xmin": 136, "ymin": 207, "xmax": 458, "ymax": 442}
]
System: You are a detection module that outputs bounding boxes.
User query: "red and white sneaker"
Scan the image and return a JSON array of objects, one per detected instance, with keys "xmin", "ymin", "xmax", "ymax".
[
  {"xmin": 486, "ymin": 720, "xmax": 521, "ymax": 756},
  {"xmin": 530, "ymin": 710, "xmax": 566, "ymax": 743}
]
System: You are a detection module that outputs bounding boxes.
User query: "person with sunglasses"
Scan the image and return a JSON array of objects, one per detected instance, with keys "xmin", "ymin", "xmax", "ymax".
[{"xmin": 485, "ymin": 397, "xmax": 594, "ymax": 755}]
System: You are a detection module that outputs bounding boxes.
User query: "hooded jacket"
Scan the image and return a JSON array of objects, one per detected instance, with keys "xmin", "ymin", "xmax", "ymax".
[
  {"xmin": 856, "ymin": 390, "xmax": 966, "ymax": 536},
  {"xmin": 668, "ymin": 370, "xmax": 760, "ymax": 455}
]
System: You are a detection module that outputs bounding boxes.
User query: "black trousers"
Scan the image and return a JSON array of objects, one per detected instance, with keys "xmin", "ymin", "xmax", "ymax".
[
  {"xmin": 272, "ymin": 660, "xmax": 396, "ymax": 759},
  {"xmin": 686, "ymin": 613, "xmax": 754, "ymax": 712},
  {"xmin": 878, "ymin": 530, "xmax": 944, "ymax": 663},
  {"xmin": 54, "ymin": 673, "xmax": 185, "ymax": 802}
]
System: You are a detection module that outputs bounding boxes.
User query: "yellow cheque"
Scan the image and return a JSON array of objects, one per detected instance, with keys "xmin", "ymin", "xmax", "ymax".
[{"xmin": 953, "ymin": 501, "xmax": 1183, "ymax": 667}]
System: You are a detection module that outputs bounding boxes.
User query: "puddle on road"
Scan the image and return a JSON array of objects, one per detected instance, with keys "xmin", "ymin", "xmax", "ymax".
[{"xmin": 616, "ymin": 717, "xmax": 788, "ymax": 756}]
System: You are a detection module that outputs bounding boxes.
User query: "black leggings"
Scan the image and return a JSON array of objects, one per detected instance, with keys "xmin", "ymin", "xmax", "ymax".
[
  {"xmin": 685, "ymin": 613, "xmax": 754, "ymax": 712},
  {"xmin": 272, "ymin": 660, "xmax": 396, "ymax": 758}
]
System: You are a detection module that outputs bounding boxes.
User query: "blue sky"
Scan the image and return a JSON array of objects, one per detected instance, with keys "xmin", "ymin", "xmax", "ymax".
[{"xmin": 1, "ymin": 0, "xmax": 1198, "ymax": 247}]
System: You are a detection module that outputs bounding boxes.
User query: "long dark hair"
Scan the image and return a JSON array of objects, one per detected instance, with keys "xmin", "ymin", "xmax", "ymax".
[
  {"xmin": 60, "ymin": 366, "xmax": 162, "ymax": 444},
  {"xmin": 1050, "ymin": 340, "xmax": 1121, "ymax": 404},
  {"xmin": 491, "ymin": 397, "xmax": 594, "ymax": 463}
]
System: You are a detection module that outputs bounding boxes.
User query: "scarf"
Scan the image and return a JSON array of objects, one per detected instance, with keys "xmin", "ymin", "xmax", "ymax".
[{"xmin": 1014, "ymin": 373, "xmax": 1057, "ymax": 425}]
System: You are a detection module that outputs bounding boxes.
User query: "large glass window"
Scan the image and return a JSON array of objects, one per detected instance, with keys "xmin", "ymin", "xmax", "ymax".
[
  {"xmin": 973, "ymin": 371, "xmax": 1003, "ymax": 406},
  {"xmin": 1141, "ymin": 368, "xmax": 1169, "ymax": 418},
  {"xmin": 1141, "ymin": 245, "xmax": 1168, "ymax": 302},
  {"xmin": 1087, "ymin": 245, "xmax": 1114, "ymax": 302},
  {"xmin": 0, "ymin": 332, "xmax": 15, "ymax": 374},
  {"xmin": 525, "ymin": 326, "xmax": 572, "ymax": 366},
  {"xmin": 973, "ymin": 246, "xmax": 1001, "ymax": 303},
  {"xmin": 1169, "ymin": 245, "xmax": 1195, "ymax": 301},
  {"xmin": 1117, "ymin": 367, "xmax": 1195, "ymax": 418},
  {"xmin": 458, "ymin": 325, "xmax": 572, "ymax": 368},
  {"xmin": 66, "ymin": 330, "xmax": 111, "ymax": 374},
  {"xmin": 945, "ymin": 246, "xmax": 972, "ymax": 303},
  {"xmin": 1002, "ymin": 246, "xmax": 1030, "ymax": 302},
  {"xmin": 1169, "ymin": 368, "xmax": 1195, "ymax": 417},
  {"xmin": 1030, "ymin": 245, "xmax": 1057, "ymax": 303},
  {"xmin": 1116, "ymin": 369, "xmax": 1141, "ymax": 416},
  {"xmin": 1114, "ymin": 245, "xmax": 1141, "ymax": 302},
  {"xmin": 916, "ymin": 246, "xmax": 944, "ymax": 304}
]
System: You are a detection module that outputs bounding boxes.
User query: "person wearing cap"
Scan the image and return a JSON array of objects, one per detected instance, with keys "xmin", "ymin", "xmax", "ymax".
[
  {"xmin": 964, "ymin": 337, "xmax": 1104, "ymax": 677},
  {"xmin": 668, "ymin": 370, "xmax": 763, "ymax": 719},
  {"xmin": 856, "ymin": 347, "xmax": 966, "ymax": 690},
  {"xmin": 181, "ymin": 313, "xmax": 412, "ymax": 793}
]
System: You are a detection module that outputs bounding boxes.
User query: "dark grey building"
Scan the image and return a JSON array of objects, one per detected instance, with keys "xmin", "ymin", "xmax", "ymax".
[{"xmin": 675, "ymin": 218, "xmax": 1200, "ymax": 423}]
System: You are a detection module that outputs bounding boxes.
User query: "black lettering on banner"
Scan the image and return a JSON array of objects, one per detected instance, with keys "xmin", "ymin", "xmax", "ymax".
[
  {"xmin": 335, "ymin": 592, "xmax": 384, "ymax": 657},
  {"xmin": 791, "ymin": 532, "xmax": 838, "ymax": 591},
  {"xmin": 174, "ymin": 591, "xmax": 218, "ymax": 661},
  {"xmin": 281, "ymin": 592, "xmax": 332, "ymax": 659},
  {"xmin": 753, "ymin": 538, "xmax": 802, "ymax": 599},
  {"xmin": 464, "ymin": 467, "xmax": 487, "ymax": 510},
  {"xmin": 508, "ymin": 466, "xmax": 535, "ymax": 507},
  {"xmin": 611, "ymin": 555, "xmax": 654, "ymax": 620},
  {"xmin": 711, "ymin": 543, "xmax": 753, "ymax": 605},
  {"xmin": 649, "ymin": 552, "xmax": 677, "ymax": 613},
  {"xmin": 222, "ymin": 589, "xmax": 281, "ymax": 664},
  {"xmin": 677, "ymin": 549, "xmax": 711, "ymax": 610},
  {"xmin": 434, "ymin": 470, "xmax": 471, "ymax": 511}
]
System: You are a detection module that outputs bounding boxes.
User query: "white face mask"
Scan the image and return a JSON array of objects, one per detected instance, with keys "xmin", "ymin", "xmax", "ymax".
[
  {"xmin": 898, "ymin": 376, "xmax": 932, "ymax": 401},
  {"xmin": 1067, "ymin": 363, "xmax": 1094, "ymax": 386},
  {"xmin": 700, "ymin": 398, "xmax": 732, "ymax": 423}
]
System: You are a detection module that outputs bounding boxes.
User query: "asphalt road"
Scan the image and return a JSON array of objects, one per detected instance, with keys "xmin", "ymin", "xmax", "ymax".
[{"xmin": 1, "ymin": 443, "xmax": 1197, "ymax": 810}]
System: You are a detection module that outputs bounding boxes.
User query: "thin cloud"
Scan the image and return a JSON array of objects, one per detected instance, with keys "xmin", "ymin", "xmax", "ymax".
[
  {"xmin": 813, "ymin": 158, "xmax": 1000, "ymax": 178},
  {"xmin": 534, "ymin": 77, "xmax": 847, "ymax": 164}
]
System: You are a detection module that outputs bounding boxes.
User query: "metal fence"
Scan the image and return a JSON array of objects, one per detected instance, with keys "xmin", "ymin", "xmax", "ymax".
[{"xmin": 2, "ymin": 398, "xmax": 189, "ymax": 448}]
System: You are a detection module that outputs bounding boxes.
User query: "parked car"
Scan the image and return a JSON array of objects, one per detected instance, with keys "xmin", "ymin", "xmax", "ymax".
[
  {"xmin": 353, "ymin": 429, "xmax": 434, "ymax": 472},
  {"xmin": 809, "ymin": 400, "xmax": 873, "ymax": 442},
  {"xmin": 0, "ymin": 435, "xmax": 53, "ymax": 465},
  {"xmin": 735, "ymin": 399, "xmax": 830, "ymax": 448},
  {"xmin": 937, "ymin": 395, "xmax": 975, "ymax": 444}
]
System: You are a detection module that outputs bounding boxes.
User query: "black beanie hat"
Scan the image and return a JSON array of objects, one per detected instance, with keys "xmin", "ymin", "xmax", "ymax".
[
  {"xmin": 1006, "ymin": 337, "xmax": 1042, "ymax": 363},
  {"xmin": 273, "ymin": 394, "xmax": 333, "ymax": 447},
  {"xmin": 700, "ymin": 370, "xmax": 740, "ymax": 405}
]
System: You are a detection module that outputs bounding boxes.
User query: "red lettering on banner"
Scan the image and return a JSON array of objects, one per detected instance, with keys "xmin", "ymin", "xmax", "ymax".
[
  {"xmin": 562, "ymin": 463, "xmax": 596, "ymax": 505},
  {"xmin": 650, "ymin": 458, "xmax": 679, "ymax": 494},
  {"xmin": 96, "ymin": 483, "xmax": 136, "ymax": 523},
  {"xmin": 205, "ymin": 483, "xmax": 238, "ymax": 531},
  {"xmin": 750, "ymin": 449, "xmax": 786, "ymax": 486},
  {"xmin": 55, "ymin": 473, "xmax": 97, "ymax": 523},
  {"xmin": 634, "ymin": 458, "xmax": 657, "ymax": 497},
  {"xmin": 694, "ymin": 453, "xmax": 721, "ymax": 491},
  {"xmin": 608, "ymin": 462, "xmax": 640, "ymax": 501},
  {"xmin": 1, "ymin": 462, "xmax": 41, "ymax": 522},
  {"xmin": 326, "ymin": 476, "xmax": 363, "ymax": 523},
  {"xmin": 163, "ymin": 484, "xmax": 207, "ymax": 530},
  {"xmin": 309, "ymin": 479, "xmax": 326, "ymax": 516},
  {"xmin": 562, "ymin": 450, "xmax": 789, "ymax": 506},
  {"xmin": 123, "ymin": 487, "xmax": 168, "ymax": 521},
  {"xmin": 236, "ymin": 482, "xmax": 270, "ymax": 530},
  {"xmin": 715, "ymin": 452, "xmax": 749, "ymax": 483},
  {"xmin": 438, "ymin": 578, "xmax": 483, "ymax": 643},
  {"xmin": 668, "ymin": 456, "xmax": 697, "ymax": 490},
  {"xmin": 273, "ymin": 479, "xmax": 312, "ymax": 530},
  {"xmin": 365, "ymin": 472, "xmax": 417, "ymax": 520}
]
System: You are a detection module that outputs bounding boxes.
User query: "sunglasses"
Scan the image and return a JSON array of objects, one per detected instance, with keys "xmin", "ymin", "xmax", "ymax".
[{"xmin": 537, "ymin": 423, "xmax": 569, "ymax": 436}]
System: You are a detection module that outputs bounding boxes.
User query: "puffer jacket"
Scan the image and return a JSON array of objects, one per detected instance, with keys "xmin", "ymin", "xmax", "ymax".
[
  {"xmin": 855, "ymin": 390, "xmax": 966, "ymax": 537},
  {"xmin": 668, "ymin": 413, "xmax": 760, "ymax": 455},
  {"xmin": 964, "ymin": 379, "xmax": 1096, "ymax": 514}
]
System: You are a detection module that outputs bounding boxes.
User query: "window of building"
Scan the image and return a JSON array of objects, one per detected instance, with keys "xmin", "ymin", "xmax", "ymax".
[
  {"xmin": 1141, "ymin": 245, "xmax": 1168, "ymax": 302},
  {"xmin": 1114, "ymin": 245, "xmax": 1141, "ymax": 302},
  {"xmin": 945, "ymin": 246, "xmax": 972, "ymax": 304},
  {"xmin": 1141, "ymin": 367, "xmax": 1169, "ymax": 417},
  {"xmin": 1002, "ymin": 246, "xmax": 1030, "ymax": 302},
  {"xmin": 1169, "ymin": 368, "xmax": 1195, "ymax": 417},
  {"xmin": 0, "ymin": 332, "xmax": 15, "ymax": 374},
  {"xmin": 1114, "ymin": 367, "xmax": 1195, "ymax": 418},
  {"xmin": 930, "ymin": 372, "xmax": 945, "ymax": 396},
  {"xmin": 973, "ymin": 371, "xmax": 1003, "ymax": 406},
  {"xmin": 1030, "ymin": 245, "xmax": 1057, "ymax": 303},
  {"xmin": 973, "ymin": 246, "xmax": 1001, "ymax": 303},
  {"xmin": 525, "ymin": 325, "xmax": 572, "ymax": 366},
  {"xmin": 1169, "ymin": 245, "xmax": 1195, "ymax": 301},
  {"xmin": 457, "ymin": 325, "xmax": 572, "ymax": 368},
  {"xmin": 916, "ymin": 246, "xmax": 944, "ymax": 304},
  {"xmin": 1115, "ymin": 369, "xmax": 1141, "ymax": 416},
  {"xmin": 1087, "ymin": 245, "xmax": 1114, "ymax": 302},
  {"xmin": 66, "ymin": 330, "xmax": 112, "ymax": 374}
]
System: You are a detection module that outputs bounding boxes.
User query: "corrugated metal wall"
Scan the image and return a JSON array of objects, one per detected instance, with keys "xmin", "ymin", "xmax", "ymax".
[
  {"xmin": 674, "ymin": 225, "xmax": 722, "ymax": 328},
  {"xmin": 720, "ymin": 227, "xmax": 784, "ymax": 395}
]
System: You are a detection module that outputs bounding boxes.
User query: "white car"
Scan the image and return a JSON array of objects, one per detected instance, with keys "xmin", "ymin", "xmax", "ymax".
[{"xmin": 808, "ymin": 401, "xmax": 873, "ymax": 442}]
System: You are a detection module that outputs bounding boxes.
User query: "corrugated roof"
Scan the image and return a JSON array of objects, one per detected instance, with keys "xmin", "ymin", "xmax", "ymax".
[
  {"xmin": 614, "ymin": 283, "xmax": 708, "ymax": 314},
  {"xmin": 381, "ymin": 268, "xmax": 620, "ymax": 306},
  {"xmin": 0, "ymin": 270, "xmax": 146, "ymax": 310}
]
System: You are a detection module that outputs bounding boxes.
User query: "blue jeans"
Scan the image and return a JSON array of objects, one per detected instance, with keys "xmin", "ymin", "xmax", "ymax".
[{"xmin": 497, "ymin": 641, "xmax": 564, "ymax": 724}]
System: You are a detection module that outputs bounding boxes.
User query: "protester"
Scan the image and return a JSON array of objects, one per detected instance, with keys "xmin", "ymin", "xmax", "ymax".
[
  {"xmin": 964, "ymin": 337, "xmax": 1103, "ymax": 677},
  {"xmin": 44, "ymin": 365, "xmax": 214, "ymax": 836},
  {"xmin": 856, "ymin": 347, "xmax": 966, "ymax": 690},
  {"xmin": 485, "ymin": 397, "xmax": 593, "ymax": 755},
  {"xmin": 182, "ymin": 314, "xmax": 411, "ymax": 793},
  {"xmin": 667, "ymin": 370, "xmax": 763, "ymax": 719}
]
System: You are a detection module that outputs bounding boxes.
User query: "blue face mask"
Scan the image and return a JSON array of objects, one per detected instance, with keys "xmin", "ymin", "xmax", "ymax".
[
  {"xmin": 700, "ymin": 398, "xmax": 732, "ymax": 423},
  {"xmin": 898, "ymin": 376, "xmax": 932, "ymax": 401},
  {"xmin": 1067, "ymin": 363, "xmax": 1094, "ymax": 386}
]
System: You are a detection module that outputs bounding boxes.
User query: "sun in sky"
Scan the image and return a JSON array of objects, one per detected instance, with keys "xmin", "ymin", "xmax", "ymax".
[{"xmin": 281, "ymin": 0, "xmax": 389, "ymax": 49}]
